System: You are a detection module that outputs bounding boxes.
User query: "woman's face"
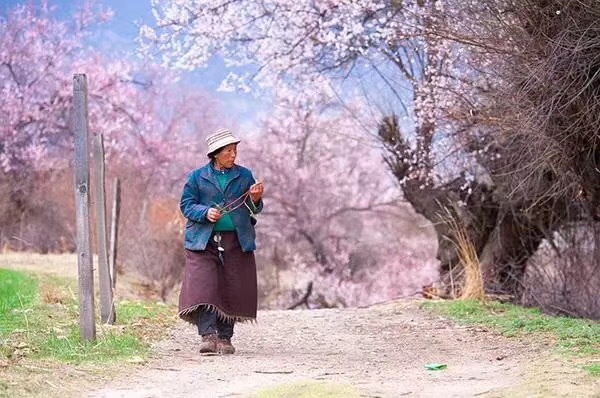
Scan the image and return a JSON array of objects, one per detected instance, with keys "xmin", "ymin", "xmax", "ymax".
[{"xmin": 214, "ymin": 143, "xmax": 237, "ymax": 169}]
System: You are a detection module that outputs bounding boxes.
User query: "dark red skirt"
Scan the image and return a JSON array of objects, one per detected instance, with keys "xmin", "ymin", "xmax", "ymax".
[{"xmin": 178, "ymin": 232, "xmax": 257, "ymax": 324}]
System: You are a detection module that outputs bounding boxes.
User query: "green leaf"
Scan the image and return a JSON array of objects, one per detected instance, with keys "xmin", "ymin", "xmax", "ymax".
[{"xmin": 424, "ymin": 363, "xmax": 447, "ymax": 371}]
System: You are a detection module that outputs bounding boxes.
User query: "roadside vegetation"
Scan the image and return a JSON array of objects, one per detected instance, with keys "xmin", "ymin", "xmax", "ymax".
[
  {"xmin": 423, "ymin": 299, "xmax": 600, "ymax": 377},
  {"xmin": 0, "ymin": 268, "xmax": 177, "ymax": 397}
]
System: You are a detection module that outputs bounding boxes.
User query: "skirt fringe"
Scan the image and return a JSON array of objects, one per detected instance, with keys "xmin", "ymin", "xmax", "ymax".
[{"xmin": 179, "ymin": 303, "xmax": 257, "ymax": 324}]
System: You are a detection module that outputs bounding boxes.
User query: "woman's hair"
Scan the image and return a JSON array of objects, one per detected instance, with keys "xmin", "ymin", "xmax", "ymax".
[{"xmin": 207, "ymin": 146, "xmax": 225, "ymax": 159}]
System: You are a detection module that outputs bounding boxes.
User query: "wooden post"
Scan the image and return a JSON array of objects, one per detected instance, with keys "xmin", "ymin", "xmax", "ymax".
[
  {"xmin": 109, "ymin": 177, "xmax": 121, "ymax": 290},
  {"xmin": 73, "ymin": 74, "xmax": 96, "ymax": 341},
  {"xmin": 92, "ymin": 133, "xmax": 115, "ymax": 324}
]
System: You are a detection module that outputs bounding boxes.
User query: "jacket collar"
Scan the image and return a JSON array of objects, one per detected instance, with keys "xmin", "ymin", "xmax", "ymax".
[{"xmin": 198, "ymin": 162, "xmax": 240, "ymax": 192}]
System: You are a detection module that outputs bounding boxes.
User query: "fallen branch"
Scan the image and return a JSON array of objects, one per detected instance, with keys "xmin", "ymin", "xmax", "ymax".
[
  {"xmin": 287, "ymin": 281, "xmax": 313, "ymax": 310},
  {"xmin": 254, "ymin": 370, "xmax": 294, "ymax": 374}
]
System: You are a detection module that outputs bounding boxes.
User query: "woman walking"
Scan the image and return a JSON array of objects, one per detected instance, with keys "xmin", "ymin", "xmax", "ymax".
[{"xmin": 178, "ymin": 128, "xmax": 264, "ymax": 355}]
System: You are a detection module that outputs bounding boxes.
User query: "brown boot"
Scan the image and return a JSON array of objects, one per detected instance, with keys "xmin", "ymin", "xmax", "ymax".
[
  {"xmin": 199, "ymin": 334, "xmax": 218, "ymax": 354},
  {"xmin": 217, "ymin": 338, "xmax": 235, "ymax": 355}
]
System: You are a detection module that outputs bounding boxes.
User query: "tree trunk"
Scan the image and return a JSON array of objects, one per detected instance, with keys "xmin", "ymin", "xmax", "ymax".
[
  {"xmin": 477, "ymin": 210, "xmax": 545, "ymax": 296},
  {"xmin": 378, "ymin": 115, "xmax": 545, "ymax": 298}
]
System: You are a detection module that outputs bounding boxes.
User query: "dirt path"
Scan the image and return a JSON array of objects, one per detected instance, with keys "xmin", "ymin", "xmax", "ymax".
[
  {"xmin": 2, "ymin": 254, "xmax": 595, "ymax": 397},
  {"xmin": 86, "ymin": 300, "xmax": 598, "ymax": 398}
]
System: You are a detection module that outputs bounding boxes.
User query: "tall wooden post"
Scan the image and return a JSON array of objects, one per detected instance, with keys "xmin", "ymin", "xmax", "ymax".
[
  {"xmin": 93, "ymin": 133, "xmax": 115, "ymax": 324},
  {"xmin": 108, "ymin": 177, "xmax": 121, "ymax": 289},
  {"xmin": 109, "ymin": 177, "xmax": 121, "ymax": 290},
  {"xmin": 73, "ymin": 74, "xmax": 95, "ymax": 341}
]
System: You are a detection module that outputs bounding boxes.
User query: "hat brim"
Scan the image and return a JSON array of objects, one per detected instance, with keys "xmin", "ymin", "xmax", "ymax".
[{"xmin": 206, "ymin": 137, "xmax": 241, "ymax": 155}]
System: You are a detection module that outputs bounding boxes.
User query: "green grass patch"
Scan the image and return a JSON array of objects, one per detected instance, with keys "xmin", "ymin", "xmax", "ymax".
[
  {"xmin": 117, "ymin": 300, "xmax": 173, "ymax": 324},
  {"xmin": 0, "ymin": 268, "xmax": 38, "ymax": 336},
  {"xmin": 422, "ymin": 299, "xmax": 600, "ymax": 376},
  {"xmin": 254, "ymin": 381, "xmax": 361, "ymax": 398},
  {"xmin": 0, "ymin": 268, "xmax": 38, "ymax": 311},
  {"xmin": 583, "ymin": 364, "xmax": 600, "ymax": 377},
  {"xmin": 0, "ymin": 268, "xmax": 177, "ymax": 365},
  {"xmin": 39, "ymin": 326, "xmax": 147, "ymax": 363}
]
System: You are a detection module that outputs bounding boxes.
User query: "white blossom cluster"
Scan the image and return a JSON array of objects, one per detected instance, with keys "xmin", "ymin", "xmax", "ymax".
[{"xmin": 140, "ymin": 0, "xmax": 514, "ymax": 189}]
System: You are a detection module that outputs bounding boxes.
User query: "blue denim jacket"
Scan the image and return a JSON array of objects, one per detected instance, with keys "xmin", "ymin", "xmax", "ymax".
[{"xmin": 180, "ymin": 162, "xmax": 263, "ymax": 252}]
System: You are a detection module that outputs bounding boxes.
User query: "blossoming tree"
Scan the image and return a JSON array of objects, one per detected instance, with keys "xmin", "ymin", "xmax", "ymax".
[
  {"xmin": 140, "ymin": 0, "xmax": 583, "ymax": 300},
  {"xmin": 0, "ymin": 1, "xmax": 221, "ymax": 259},
  {"xmin": 241, "ymin": 86, "xmax": 438, "ymax": 307},
  {"xmin": 138, "ymin": 0, "xmax": 508, "ymax": 292}
]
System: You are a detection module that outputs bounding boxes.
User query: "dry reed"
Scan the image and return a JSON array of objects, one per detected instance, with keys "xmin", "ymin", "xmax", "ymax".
[{"xmin": 442, "ymin": 206, "xmax": 485, "ymax": 301}]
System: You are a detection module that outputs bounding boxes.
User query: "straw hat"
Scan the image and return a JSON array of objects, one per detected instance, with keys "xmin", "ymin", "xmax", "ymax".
[{"xmin": 206, "ymin": 128, "xmax": 241, "ymax": 155}]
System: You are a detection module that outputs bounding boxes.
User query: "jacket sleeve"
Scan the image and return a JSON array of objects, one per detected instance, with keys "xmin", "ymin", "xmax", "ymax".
[
  {"xmin": 246, "ymin": 197, "xmax": 263, "ymax": 214},
  {"xmin": 180, "ymin": 172, "xmax": 210, "ymax": 223}
]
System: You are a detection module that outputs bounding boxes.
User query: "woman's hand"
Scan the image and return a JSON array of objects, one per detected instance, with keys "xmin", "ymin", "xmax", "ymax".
[
  {"xmin": 206, "ymin": 208, "xmax": 222, "ymax": 223},
  {"xmin": 249, "ymin": 181, "xmax": 264, "ymax": 203}
]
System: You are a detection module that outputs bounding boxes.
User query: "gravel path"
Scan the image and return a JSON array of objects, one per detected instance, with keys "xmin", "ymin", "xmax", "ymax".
[{"xmin": 86, "ymin": 299, "xmax": 598, "ymax": 398}]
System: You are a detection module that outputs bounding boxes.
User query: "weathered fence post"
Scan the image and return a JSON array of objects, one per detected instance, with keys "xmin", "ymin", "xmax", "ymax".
[
  {"xmin": 73, "ymin": 74, "xmax": 95, "ymax": 341},
  {"xmin": 92, "ymin": 133, "xmax": 115, "ymax": 324},
  {"xmin": 109, "ymin": 177, "xmax": 121, "ymax": 290}
]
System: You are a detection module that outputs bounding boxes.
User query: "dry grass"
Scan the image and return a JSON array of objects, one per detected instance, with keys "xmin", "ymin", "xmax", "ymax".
[
  {"xmin": 442, "ymin": 207, "xmax": 485, "ymax": 301},
  {"xmin": 40, "ymin": 282, "xmax": 70, "ymax": 304},
  {"xmin": 0, "ymin": 251, "xmax": 167, "ymax": 303},
  {"xmin": 0, "ymin": 252, "xmax": 79, "ymax": 279},
  {"xmin": 457, "ymin": 242, "xmax": 485, "ymax": 301}
]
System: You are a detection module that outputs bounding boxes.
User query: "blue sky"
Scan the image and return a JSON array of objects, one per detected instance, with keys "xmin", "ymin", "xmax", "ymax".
[{"xmin": 0, "ymin": 0, "xmax": 263, "ymax": 127}]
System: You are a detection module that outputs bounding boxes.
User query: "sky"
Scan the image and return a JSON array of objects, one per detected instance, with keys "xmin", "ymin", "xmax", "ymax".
[{"xmin": 0, "ymin": 0, "xmax": 264, "ymax": 129}]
